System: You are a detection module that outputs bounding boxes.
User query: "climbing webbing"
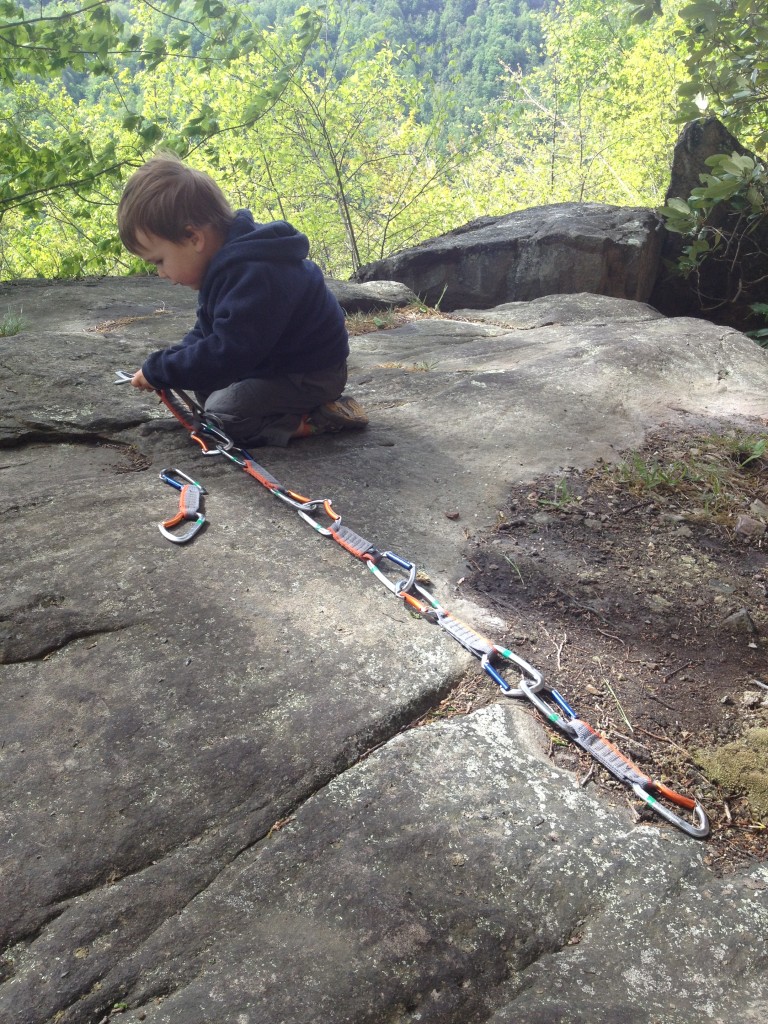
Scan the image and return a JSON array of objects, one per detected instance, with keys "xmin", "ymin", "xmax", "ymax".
[{"xmin": 127, "ymin": 378, "xmax": 710, "ymax": 839}]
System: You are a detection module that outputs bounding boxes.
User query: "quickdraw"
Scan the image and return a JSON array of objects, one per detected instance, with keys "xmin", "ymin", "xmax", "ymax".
[
  {"xmin": 519, "ymin": 682, "xmax": 709, "ymax": 838},
  {"xmin": 158, "ymin": 468, "xmax": 206, "ymax": 544},
  {"xmin": 116, "ymin": 373, "xmax": 710, "ymax": 839}
]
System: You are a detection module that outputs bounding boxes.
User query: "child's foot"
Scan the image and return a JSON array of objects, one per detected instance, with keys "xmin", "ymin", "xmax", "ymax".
[
  {"xmin": 314, "ymin": 396, "xmax": 369, "ymax": 431},
  {"xmin": 293, "ymin": 396, "xmax": 369, "ymax": 438}
]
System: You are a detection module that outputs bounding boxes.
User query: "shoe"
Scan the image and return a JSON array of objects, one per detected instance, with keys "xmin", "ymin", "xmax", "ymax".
[
  {"xmin": 309, "ymin": 396, "xmax": 369, "ymax": 432},
  {"xmin": 292, "ymin": 416, "xmax": 320, "ymax": 439}
]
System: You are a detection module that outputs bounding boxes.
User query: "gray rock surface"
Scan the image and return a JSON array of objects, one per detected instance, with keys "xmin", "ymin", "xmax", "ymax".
[
  {"xmin": 1, "ymin": 276, "xmax": 767, "ymax": 1023},
  {"xmin": 354, "ymin": 203, "xmax": 663, "ymax": 311}
]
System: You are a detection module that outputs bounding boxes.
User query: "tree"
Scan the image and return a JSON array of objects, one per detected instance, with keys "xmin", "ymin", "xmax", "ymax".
[
  {"xmin": 0, "ymin": 3, "xmax": 484, "ymax": 279},
  {"xmin": 630, "ymin": 0, "xmax": 767, "ymax": 151},
  {"xmin": 196, "ymin": 23, "xmax": 484, "ymax": 276},
  {"xmin": 0, "ymin": 1, "xmax": 321, "ymax": 223},
  {"xmin": 461, "ymin": 0, "xmax": 686, "ymax": 214}
]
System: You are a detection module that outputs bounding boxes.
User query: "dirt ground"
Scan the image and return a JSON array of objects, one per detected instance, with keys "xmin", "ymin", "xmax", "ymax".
[{"xmin": 445, "ymin": 425, "xmax": 768, "ymax": 871}]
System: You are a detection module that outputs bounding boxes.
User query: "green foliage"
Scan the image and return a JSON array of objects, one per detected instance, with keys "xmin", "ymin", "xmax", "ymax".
[
  {"xmin": 189, "ymin": 25, "xmax": 483, "ymax": 275},
  {"xmin": 0, "ymin": 3, "xmax": 486, "ymax": 279},
  {"xmin": 675, "ymin": 0, "xmax": 768, "ymax": 150},
  {"xmin": 459, "ymin": 0, "xmax": 686, "ymax": 212},
  {"xmin": 628, "ymin": 3, "xmax": 768, "ymax": 314},
  {"xmin": 237, "ymin": 1, "xmax": 551, "ymax": 119},
  {"xmin": 746, "ymin": 303, "xmax": 768, "ymax": 347},
  {"xmin": 658, "ymin": 150, "xmax": 768, "ymax": 273},
  {"xmin": 608, "ymin": 429, "xmax": 768, "ymax": 521},
  {"xmin": 0, "ymin": 2, "xmax": 321, "ymax": 222},
  {"xmin": 632, "ymin": 0, "xmax": 768, "ymax": 151},
  {"xmin": 0, "ymin": 0, "xmax": 707, "ymax": 282}
]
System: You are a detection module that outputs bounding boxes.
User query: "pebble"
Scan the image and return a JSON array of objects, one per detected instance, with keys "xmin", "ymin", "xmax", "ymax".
[
  {"xmin": 734, "ymin": 514, "xmax": 766, "ymax": 539},
  {"xmin": 722, "ymin": 608, "xmax": 758, "ymax": 634}
]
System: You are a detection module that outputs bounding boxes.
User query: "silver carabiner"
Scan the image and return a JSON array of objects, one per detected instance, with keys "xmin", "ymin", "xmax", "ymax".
[
  {"xmin": 366, "ymin": 551, "xmax": 418, "ymax": 597},
  {"xmin": 481, "ymin": 647, "xmax": 545, "ymax": 698},
  {"xmin": 159, "ymin": 468, "xmax": 207, "ymax": 493}
]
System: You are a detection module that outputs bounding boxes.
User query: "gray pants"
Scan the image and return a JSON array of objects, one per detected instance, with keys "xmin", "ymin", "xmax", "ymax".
[{"xmin": 198, "ymin": 361, "xmax": 347, "ymax": 447}]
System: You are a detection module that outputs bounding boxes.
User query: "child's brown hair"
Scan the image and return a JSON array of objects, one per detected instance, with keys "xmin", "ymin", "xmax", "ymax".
[{"xmin": 118, "ymin": 152, "xmax": 234, "ymax": 253}]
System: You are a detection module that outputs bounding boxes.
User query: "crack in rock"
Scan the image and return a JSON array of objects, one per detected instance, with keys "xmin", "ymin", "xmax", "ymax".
[{"xmin": 0, "ymin": 606, "xmax": 135, "ymax": 663}]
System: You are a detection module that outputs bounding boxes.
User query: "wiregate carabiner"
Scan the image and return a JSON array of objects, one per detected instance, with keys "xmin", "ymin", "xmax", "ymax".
[
  {"xmin": 194, "ymin": 421, "xmax": 236, "ymax": 455},
  {"xmin": 158, "ymin": 468, "xmax": 207, "ymax": 544},
  {"xmin": 481, "ymin": 647, "xmax": 544, "ymax": 699}
]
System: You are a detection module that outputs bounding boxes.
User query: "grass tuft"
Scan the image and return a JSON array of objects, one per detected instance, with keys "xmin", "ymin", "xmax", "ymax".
[{"xmin": 0, "ymin": 307, "xmax": 27, "ymax": 337}]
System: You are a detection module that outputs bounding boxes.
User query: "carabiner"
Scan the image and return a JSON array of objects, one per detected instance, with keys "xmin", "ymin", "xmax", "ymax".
[
  {"xmin": 366, "ymin": 551, "xmax": 418, "ymax": 598},
  {"xmin": 191, "ymin": 421, "xmax": 235, "ymax": 456},
  {"xmin": 481, "ymin": 647, "xmax": 544, "ymax": 699},
  {"xmin": 159, "ymin": 468, "xmax": 206, "ymax": 493},
  {"xmin": 630, "ymin": 782, "xmax": 710, "ymax": 839},
  {"xmin": 158, "ymin": 513, "xmax": 206, "ymax": 544}
]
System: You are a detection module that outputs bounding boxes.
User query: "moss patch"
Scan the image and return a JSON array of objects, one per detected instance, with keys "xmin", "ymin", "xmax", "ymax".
[{"xmin": 695, "ymin": 728, "xmax": 768, "ymax": 821}]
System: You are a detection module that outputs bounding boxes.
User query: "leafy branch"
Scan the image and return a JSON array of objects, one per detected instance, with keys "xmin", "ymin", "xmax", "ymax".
[
  {"xmin": 659, "ymin": 150, "xmax": 768, "ymax": 313},
  {"xmin": 0, "ymin": 3, "xmax": 322, "ymax": 219}
]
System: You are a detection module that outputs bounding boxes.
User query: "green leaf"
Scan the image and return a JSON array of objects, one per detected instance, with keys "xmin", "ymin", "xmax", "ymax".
[{"xmin": 665, "ymin": 197, "xmax": 693, "ymax": 215}]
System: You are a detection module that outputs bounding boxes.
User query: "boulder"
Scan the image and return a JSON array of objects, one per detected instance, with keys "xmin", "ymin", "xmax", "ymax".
[
  {"xmin": 354, "ymin": 202, "xmax": 664, "ymax": 311},
  {"xmin": 327, "ymin": 277, "xmax": 418, "ymax": 314},
  {"xmin": 663, "ymin": 117, "xmax": 751, "ymax": 203}
]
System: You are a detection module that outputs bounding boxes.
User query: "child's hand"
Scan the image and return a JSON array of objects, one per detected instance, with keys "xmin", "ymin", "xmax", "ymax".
[{"xmin": 131, "ymin": 369, "xmax": 155, "ymax": 391}]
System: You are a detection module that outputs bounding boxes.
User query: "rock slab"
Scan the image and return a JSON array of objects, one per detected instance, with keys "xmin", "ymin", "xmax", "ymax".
[{"xmin": 1, "ymin": 278, "xmax": 767, "ymax": 1023}]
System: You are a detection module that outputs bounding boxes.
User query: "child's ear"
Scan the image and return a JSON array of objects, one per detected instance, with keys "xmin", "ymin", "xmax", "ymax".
[{"xmin": 184, "ymin": 226, "xmax": 206, "ymax": 251}]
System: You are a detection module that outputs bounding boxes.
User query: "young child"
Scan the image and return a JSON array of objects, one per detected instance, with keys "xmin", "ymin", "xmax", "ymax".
[{"xmin": 117, "ymin": 153, "xmax": 368, "ymax": 446}]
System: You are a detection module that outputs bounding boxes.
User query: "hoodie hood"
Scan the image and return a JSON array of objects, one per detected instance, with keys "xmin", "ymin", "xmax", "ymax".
[{"xmin": 210, "ymin": 210, "xmax": 310, "ymax": 278}]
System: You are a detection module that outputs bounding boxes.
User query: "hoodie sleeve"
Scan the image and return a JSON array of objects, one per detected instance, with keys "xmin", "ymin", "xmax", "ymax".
[{"xmin": 142, "ymin": 262, "xmax": 306, "ymax": 392}]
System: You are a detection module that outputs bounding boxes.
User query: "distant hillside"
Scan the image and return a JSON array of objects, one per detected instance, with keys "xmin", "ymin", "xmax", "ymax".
[{"xmin": 251, "ymin": 0, "xmax": 553, "ymax": 117}]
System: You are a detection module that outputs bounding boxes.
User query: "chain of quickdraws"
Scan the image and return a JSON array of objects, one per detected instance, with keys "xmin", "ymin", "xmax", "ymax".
[{"xmin": 122, "ymin": 375, "xmax": 710, "ymax": 839}]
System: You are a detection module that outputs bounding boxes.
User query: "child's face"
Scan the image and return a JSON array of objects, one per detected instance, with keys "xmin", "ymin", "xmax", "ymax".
[{"xmin": 133, "ymin": 228, "xmax": 211, "ymax": 290}]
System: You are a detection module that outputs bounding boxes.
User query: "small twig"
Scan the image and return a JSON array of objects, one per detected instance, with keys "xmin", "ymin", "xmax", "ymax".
[
  {"xmin": 596, "ymin": 627, "xmax": 625, "ymax": 644},
  {"xmin": 542, "ymin": 627, "xmax": 567, "ymax": 670},
  {"xmin": 723, "ymin": 801, "xmax": 732, "ymax": 825},
  {"xmin": 751, "ymin": 679, "xmax": 768, "ymax": 692},
  {"xmin": 613, "ymin": 730, "xmax": 652, "ymax": 753},
  {"xmin": 615, "ymin": 499, "xmax": 656, "ymax": 517},
  {"xmin": 663, "ymin": 661, "xmax": 696, "ymax": 683},
  {"xmin": 555, "ymin": 632, "xmax": 567, "ymax": 670},
  {"xmin": 580, "ymin": 765, "xmax": 596, "ymax": 788},
  {"xmin": 636, "ymin": 726, "xmax": 693, "ymax": 758},
  {"xmin": 646, "ymin": 692, "xmax": 679, "ymax": 713}
]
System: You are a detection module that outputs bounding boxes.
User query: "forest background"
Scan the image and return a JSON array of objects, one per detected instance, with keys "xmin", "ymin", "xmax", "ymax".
[{"xmin": 1, "ymin": 0, "xmax": 766, "ymax": 284}]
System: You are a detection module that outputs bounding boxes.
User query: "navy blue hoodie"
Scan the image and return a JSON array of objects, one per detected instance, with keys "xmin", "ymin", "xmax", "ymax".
[{"xmin": 142, "ymin": 211, "xmax": 349, "ymax": 392}]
